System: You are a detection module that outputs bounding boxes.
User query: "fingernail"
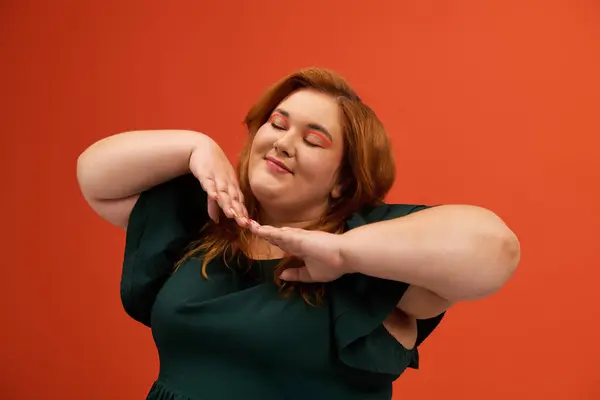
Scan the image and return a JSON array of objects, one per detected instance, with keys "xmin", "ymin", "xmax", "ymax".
[{"xmin": 230, "ymin": 208, "xmax": 239, "ymax": 218}]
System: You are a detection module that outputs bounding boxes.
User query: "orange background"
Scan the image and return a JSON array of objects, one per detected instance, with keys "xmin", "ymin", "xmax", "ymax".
[{"xmin": 2, "ymin": 1, "xmax": 599, "ymax": 399}]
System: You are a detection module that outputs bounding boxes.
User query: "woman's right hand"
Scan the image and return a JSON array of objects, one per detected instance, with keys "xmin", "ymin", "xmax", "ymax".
[{"xmin": 189, "ymin": 139, "xmax": 249, "ymax": 227}]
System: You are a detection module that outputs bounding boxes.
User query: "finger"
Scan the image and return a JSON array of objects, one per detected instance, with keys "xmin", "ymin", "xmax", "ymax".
[
  {"xmin": 213, "ymin": 202, "xmax": 248, "ymax": 229},
  {"xmin": 268, "ymin": 228, "xmax": 288, "ymax": 244},
  {"xmin": 234, "ymin": 190, "xmax": 248, "ymax": 219},
  {"xmin": 215, "ymin": 179, "xmax": 248, "ymax": 223},
  {"xmin": 228, "ymin": 206, "xmax": 249, "ymax": 228},
  {"xmin": 227, "ymin": 182, "xmax": 240, "ymax": 202},
  {"xmin": 198, "ymin": 176, "xmax": 220, "ymax": 222},
  {"xmin": 213, "ymin": 177, "xmax": 229, "ymax": 196},
  {"xmin": 251, "ymin": 224, "xmax": 277, "ymax": 239},
  {"xmin": 238, "ymin": 203, "xmax": 249, "ymax": 220},
  {"xmin": 236, "ymin": 187, "xmax": 245, "ymax": 207},
  {"xmin": 251, "ymin": 225, "xmax": 284, "ymax": 247},
  {"xmin": 257, "ymin": 226, "xmax": 302, "ymax": 254},
  {"xmin": 280, "ymin": 267, "xmax": 314, "ymax": 283},
  {"xmin": 222, "ymin": 180, "xmax": 248, "ymax": 219},
  {"xmin": 229, "ymin": 199, "xmax": 247, "ymax": 222},
  {"xmin": 207, "ymin": 197, "xmax": 220, "ymax": 223},
  {"xmin": 268, "ymin": 227, "xmax": 305, "ymax": 251},
  {"xmin": 262, "ymin": 226, "xmax": 299, "ymax": 243},
  {"xmin": 236, "ymin": 216, "xmax": 250, "ymax": 228},
  {"xmin": 199, "ymin": 177, "xmax": 219, "ymax": 200},
  {"xmin": 247, "ymin": 219, "xmax": 262, "ymax": 233},
  {"xmin": 212, "ymin": 182, "xmax": 235, "ymax": 219},
  {"xmin": 217, "ymin": 189, "xmax": 248, "ymax": 227}
]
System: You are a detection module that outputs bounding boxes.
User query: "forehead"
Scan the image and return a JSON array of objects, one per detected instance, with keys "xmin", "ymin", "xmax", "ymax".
[{"xmin": 276, "ymin": 89, "xmax": 341, "ymax": 135}]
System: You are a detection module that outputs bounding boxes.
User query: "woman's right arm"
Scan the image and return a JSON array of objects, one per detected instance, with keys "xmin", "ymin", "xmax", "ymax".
[{"xmin": 76, "ymin": 130, "xmax": 212, "ymax": 229}]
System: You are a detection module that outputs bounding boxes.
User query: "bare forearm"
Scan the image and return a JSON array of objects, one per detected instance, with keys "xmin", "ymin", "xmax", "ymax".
[
  {"xmin": 340, "ymin": 205, "xmax": 520, "ymax": 302},
  {"xmin": 77, "ymin": 130, "xmax": 210, "ymax": 200}
]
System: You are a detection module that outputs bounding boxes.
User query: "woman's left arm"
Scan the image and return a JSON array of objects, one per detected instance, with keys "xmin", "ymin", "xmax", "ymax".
[{"xmin": 339, "ymin": 205, "xmax": 521, "ymax": 303}]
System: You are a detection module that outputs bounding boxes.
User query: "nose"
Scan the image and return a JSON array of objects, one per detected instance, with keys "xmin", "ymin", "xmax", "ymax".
[{"xmin": 273, "ymin": 132, "xmax": 295, "ymax": 158}]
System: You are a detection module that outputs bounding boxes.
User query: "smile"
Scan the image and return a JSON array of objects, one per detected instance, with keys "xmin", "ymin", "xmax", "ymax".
[{"xmin": 265, "ymin": 157, "xmax": 293, "ymax": 174}]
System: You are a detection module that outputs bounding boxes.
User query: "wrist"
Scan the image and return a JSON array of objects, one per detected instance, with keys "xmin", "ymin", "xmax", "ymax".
[
  {"xmin": 188, "ymin": 132, "xmax": 217, "ymax": 171},
  {"xmin": 336, "ymin": 232, "xmax": 358, "ymax": 275}
]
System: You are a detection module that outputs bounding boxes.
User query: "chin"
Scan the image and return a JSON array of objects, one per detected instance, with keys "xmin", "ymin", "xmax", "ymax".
[{"xmin": 249, "ymin": 177, "xmax": 282, "ymax": 204}]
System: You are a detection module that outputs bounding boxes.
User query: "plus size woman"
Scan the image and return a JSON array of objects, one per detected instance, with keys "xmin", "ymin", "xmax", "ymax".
[{"xmin": 77, "ymin": 68, "xmax": 520, "ymax": 400}]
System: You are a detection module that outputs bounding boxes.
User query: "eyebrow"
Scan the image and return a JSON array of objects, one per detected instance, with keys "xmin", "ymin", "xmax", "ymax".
[{"xmin": 273, "ymin": 108, "xmax": 334, "ymax": 143}]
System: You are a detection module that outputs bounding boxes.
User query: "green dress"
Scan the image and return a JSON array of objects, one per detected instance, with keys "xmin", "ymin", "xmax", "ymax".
[{"xmin": 121, "ymin": 174, "xmax": 445, "ymax": 400}]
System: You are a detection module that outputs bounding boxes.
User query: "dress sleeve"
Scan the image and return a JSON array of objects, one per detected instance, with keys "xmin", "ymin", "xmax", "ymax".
[
  {"xmin": 331, "ymin": 203, "xmax": 445, "ymax": 376},
  {"xmin": 120, "ymin": 174, "xmax": 209, "ymax": 327}
]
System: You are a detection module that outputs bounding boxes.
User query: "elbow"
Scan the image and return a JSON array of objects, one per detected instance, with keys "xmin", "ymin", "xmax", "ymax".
[
  {"xmin": 503, "ymin": 227, "xmax": 520, "ymax": 270},
  {"xmin": 446, "ymin": 207, "xmax": 520, "ymax": 302},
  {"xmin": 498, "ymin": 227, "xmax": 520, "ymax": 285},
  {"xmin": 76, "ymin": 138, "xmax": 111, "ymax": 200},
  {"xmin": 76, "ymin": 148, "xmax": 95, "ymax": 199},
  {"xmin": 474, "ymin": 225, "xmax": 520, "ymax": 300}
]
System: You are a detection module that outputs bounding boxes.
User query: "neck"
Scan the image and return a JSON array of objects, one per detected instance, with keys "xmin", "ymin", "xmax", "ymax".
[
  {"xmin": 251, "ymin": 204, "xmax": 326, "ymax": 260},
  {"xmin": 257, "ymin": 205, "xmax": 323, "ymax": 228}
]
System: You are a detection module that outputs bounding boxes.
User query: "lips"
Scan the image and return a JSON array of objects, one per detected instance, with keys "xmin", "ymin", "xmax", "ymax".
[{"xmin": 265, "ymin": 156, "xmax": 292, "ymax": 173}]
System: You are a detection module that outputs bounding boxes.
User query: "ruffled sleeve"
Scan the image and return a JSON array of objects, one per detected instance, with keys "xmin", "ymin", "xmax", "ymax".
[
  {"xmin": 331, "ymin": 203, "xmax": 445, "ymax": 376},
  {"xmin": 120, "ymin": 174, "xmax": 209, "ymax": 327}
]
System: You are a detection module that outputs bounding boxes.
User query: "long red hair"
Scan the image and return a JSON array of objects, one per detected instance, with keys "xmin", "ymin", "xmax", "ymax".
[{"xmin": 177, "ymin": 67, "xmax": 396, "ymax": 305}]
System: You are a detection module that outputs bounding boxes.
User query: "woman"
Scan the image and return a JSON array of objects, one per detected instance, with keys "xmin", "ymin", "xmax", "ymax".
[{"xmin": 77, "ymin": 68, "xmax": 520, "ymax": 400}]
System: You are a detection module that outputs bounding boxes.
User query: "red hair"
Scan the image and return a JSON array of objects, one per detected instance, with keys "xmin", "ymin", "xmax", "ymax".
[{"xmin": 177, "ymin": 67, "xmax": 396, "ymax": 305}]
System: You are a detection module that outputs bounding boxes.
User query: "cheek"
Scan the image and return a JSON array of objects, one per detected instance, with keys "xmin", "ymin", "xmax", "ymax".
[
  {"xmin": 300, "ymin": 153, "xmax": 341, "ymax": 182},
  {"xmin": 249, "ymin": 130, "xmax": 267, "ymax": 156},
  {"xmin": 250, "ymin": 128, "xmax": 276, "ymax": 155}
]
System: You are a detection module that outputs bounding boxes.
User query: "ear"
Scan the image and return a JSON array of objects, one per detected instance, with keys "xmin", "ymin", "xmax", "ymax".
[{"xmin": 331, "ymin": 183, "xmax": 343, "ymax": 199}]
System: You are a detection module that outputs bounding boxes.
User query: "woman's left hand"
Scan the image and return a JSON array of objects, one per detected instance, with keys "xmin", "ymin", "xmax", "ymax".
[{"xmin": 248, "ymin": 222, "xmax": 348, "ymax": 282}]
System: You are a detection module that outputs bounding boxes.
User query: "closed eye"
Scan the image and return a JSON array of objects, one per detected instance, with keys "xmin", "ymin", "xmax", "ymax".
[
  {"xmin": 304, "ymin": 132, "xmax": 332, "ymax": 148},
  {"xmin": 269, "ymin": 113, "xmax": 288, "ymax": 131}
]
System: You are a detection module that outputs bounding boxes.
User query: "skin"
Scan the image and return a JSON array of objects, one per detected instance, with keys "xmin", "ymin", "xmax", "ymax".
[
  {"xmin": 239, "ymin": 89, "xmax": 519, "ymax": 348},
  {"xmin": 78, "ymin": 89, "xmax": 519, "ymax": 351},
  {"xmin": 247, "ymin": 89, "xmax": 344, "ymax": 227}
]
